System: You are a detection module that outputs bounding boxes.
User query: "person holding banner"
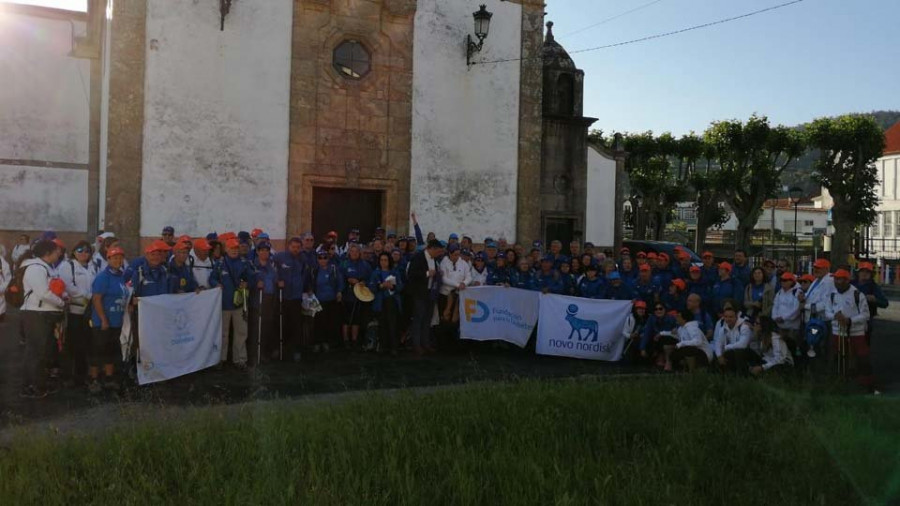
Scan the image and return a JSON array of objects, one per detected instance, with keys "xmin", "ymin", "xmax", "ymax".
[
  {"xmin": 210, "ymin": 238, "xmax": 253, "ymax": 369},
  {"xmin": 190, "ymin": 238, "xmax": 215, "ymax": 289},
  {"xmin": 536, "ymin": 256, "xmax": 565, "ymax": 295},
  {"xmin": 510, "ymin": 258, "xmax": 537, "ymax": 291},
  {"xmin": 369, "ymin": 252, "xmax": 404, "ymax": 356},
  {"xmin": 167, "ymin": 243, "xmax": 198, "ymax": 294},
  {"xmin": 602, "ymin": 272, "xmax": 635, "ymax": 301},
  {"xmin": 669, "ymin": 309, "xmax": 713, "ymax": 372},
  {"xmin": 487, "ymin": 253, "xmax": 511, "ymax": 286},
  {"xmin": 621, "ymin": 300, "xmax": 648, "ymax": 363},
  {"xmin": 89, "ymin": 246, "xmax": 128, "ymax": 393},
  {"xmin": 577, "ymin": 262, "xmax": 605, "ymax": 298},
  {"xmin": 639, "ymin": 304, "xmax": 677, "ymax": 366}
]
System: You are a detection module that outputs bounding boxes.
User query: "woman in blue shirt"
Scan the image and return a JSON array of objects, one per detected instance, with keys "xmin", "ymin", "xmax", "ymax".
[
  {"xmin": 369, "ymin": 252, "xmax": 404, "ymax": 355},
  {"xmin": 90, "ymin": 246, "xmax": 128, "ymax": 392},
  {"xmin": 313, "ymin": 251, "xmax": 345, "ymax": 352}
]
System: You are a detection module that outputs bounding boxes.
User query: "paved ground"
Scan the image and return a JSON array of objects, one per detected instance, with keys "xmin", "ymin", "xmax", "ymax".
[{"xmin": 1, "ymin": 301, "xmax": 897, "ymax": 428}]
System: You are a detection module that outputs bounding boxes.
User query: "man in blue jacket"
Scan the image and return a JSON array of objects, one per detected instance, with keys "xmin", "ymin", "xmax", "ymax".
[
  {"xmin": 274, "ymin": 237, "xmax": 312, "ymax": 362},
  {"xmin": 854, "ymin": 261, "xmax": 889, "ymax": 345},
  {"xmin": 210, "ymin": 238, "xmax": 254, "ymax": 369},
  {"xmin": 711, "ymin": 262, "xmax": 744, "ymax": 317}
]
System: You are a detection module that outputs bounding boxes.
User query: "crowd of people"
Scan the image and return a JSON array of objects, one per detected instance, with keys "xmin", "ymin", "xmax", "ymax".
[{"xmin": 0, "ymin": 211, "xmax": 890, "ymax": 399}]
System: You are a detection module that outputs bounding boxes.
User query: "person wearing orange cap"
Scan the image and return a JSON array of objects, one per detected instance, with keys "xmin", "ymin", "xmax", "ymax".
[
  {"xmin": 89, "ymin": 245, "xmax": 128, "ymax": 392},
  {"xmin": 633, "ymin": 263, "xmax": 661, "ymax": 307},
  {"xmin": 19, "ymin": 239, "xmax": 67, "ymax": 398},
  {"xmin": 167, "ymin": 241, "xmax": 198, "ymax": 294},
  {"xmin": 621, "ymin": 300, "xmax": 649, "ymax": 363},
  {"xmin": 686, "ymin": 265, "xmax": 710, "ymax": 304},
  {"xmin": 711, "ymin": 262, "xmax": 744, "ymax": 317},
  {"xmin": 652, "ymin": 252, "xmax": 674, "ymax": 292},
  {"xmin": 661, "ymin": 278, "xmax": 686, "ymax": 312},
  {"xmin": 743, "ymin": 267, "xmax": 774, "ymax": 321},
  {"xmin": 772, "ymin": 272, "xmax": 802, "ymax": 352},
  {"xmin": 853, "ymin": 261, "xmax": 889, "ymax": 346},
  {"xmin": 700, "ymin": 251, "xmax": 718, "ymax": 285},
  {"xmin": 131, "ymin": 241, "xmax": 172, "ymax": 298},
  {"xmin": 190, "ymin": 238, "xmax": 215, "ymax": 289},
  {"xmin": 825, "ymin": 269, "xmax": 874, "ymax": 391},
  {"xmin": 210, "ymin": 237, "xmax": 254, "ymax": 369},
  {"xmin": 797, "ymin": 258, "xmax": 835, "ymax": 325}
]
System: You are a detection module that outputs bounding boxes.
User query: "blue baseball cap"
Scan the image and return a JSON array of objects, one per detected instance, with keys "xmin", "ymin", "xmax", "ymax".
[
  {"xmin": 449, "ymin": 233, "xmax": 459, "ymax": 240},
  {"xmin": 559, "ymin": 256, "xmax": 571, "ymax": 265},
  {"xmin": 448, "ymin": 243, "xmax": 460, "ymax": 253},
  {"xmin": 608, "ymin": 271, "xmax": 621, "ymax": 281},
  {"xmin": 533, "ymin": 240, "xmax": 543, "ymax": 248},
  {"xmin": 387, "ymin": 231, "xmax": 397, "ymax": 238},
  {"xmin": 461, "ymin": 249, "xmax": 472, "ymax": 257},
  {"xmin": 206, "ymin": 232, "xmax": 218, "ymax": 241},
  {"xmin": 162, "ymin": 226, "xmax": 175, "ymax": 235},
  {"xmin": 586, "ymin": 261, "xmax": 599, "ymax": 271},
  {"xmin": 475, "ymin": 252, "xmax": 487, "ymax": 261},
  {"xmin": 257, "ymin": 232, "xmax": 270, "ymax": 240},
  {"xmin": 238, "ymin": 231, "xmax": 251, "ymax": 242},
  {"xmin": 257, "ymin": 241, "xmax": 272, "ymax": 251},
  {"xmin": 486, "ymin": 241, "xmax": 498, "ymax": 249},
  {"xmin": 497, "ymin": 252, "xmax": 507, "ymax": 259},
  {"xmin": 484, "ymin": 237, "xmax": 494, "ymax": 244}
]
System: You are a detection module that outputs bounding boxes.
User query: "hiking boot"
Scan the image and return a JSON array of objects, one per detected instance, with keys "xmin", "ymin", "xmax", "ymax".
[{"xmin": 19, "ymin": 386, "xmax": 47, "ymax": 399}]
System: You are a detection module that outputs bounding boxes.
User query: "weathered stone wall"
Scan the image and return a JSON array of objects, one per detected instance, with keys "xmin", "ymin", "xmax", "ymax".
[
  {"xmin": 140, "ymin": 0, "xmax": 293, "ymax": 240},
  {"xmin": 0, "ymin": 8, "xmax": 91, "ymax": 234},
  {"xmin": 287, "ymin": 0, "xmax": 415, "ymax": 238},
  {"xmin": 411, "ymin": 0, "xmax": 524, "ymax": 242}
]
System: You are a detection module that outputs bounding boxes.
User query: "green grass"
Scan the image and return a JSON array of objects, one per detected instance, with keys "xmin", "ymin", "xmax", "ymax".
[{"xmin": 1, "ymin": 376, "xmax": 898, "ymax": 505}]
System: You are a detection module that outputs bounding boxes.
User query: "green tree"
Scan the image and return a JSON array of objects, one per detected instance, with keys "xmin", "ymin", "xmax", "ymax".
[
  {"xmin": 806, "ymin": 114, "xmax": 885, "ymax": 265},
  {"xmin": 704, "ymin": 115, "xmax": 805, "ymax": 251},
  {"xmin": 623, "ymin": 132, "xmax": 686, "ymax": 240}
]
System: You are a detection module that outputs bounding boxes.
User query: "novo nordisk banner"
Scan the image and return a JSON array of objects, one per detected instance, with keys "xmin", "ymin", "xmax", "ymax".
[
  {"xmin": 458, "ymin": 286, "xmax": 540, "ymax": 348},
  {"xmin": 137, "ymin": 288, "xmax": 223, "ymax": 385},
  {"xmin": 536, "ymin": 294, "xmax": 631, "ymax": 361}
]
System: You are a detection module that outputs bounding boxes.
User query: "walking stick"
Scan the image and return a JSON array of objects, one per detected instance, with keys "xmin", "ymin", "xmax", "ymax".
[
  {"xmin": 837, "ymin": 320, "xmax": 847, "ymax": 378},
  {"xmin": 278, "ymin": 287, "xmax": 284, "ymax": 361},
  {"xmin": 257, "ymin": 290, "xmax": 263, "ymax": 367}
]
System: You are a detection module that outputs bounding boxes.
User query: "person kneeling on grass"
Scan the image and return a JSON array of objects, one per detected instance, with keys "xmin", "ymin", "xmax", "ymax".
[
  {"xmin": 639, "ymin": 304, "xmax": 677, "ymax": 367},
  {"xmin": 713, "ymin": 307, "xmax": 757, "ymax": 374},
  {"xmin": 750, "ymin": 316, "xmax": 794, "ymax": 376},
  {"xmin": 667, "ymin": 309, "xmax": 713, "ymax": 372}
]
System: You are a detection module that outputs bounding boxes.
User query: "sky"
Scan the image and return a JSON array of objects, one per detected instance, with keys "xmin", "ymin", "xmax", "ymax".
[
  {"xmin": 4, "ymin": 0, "xmax": 898, "ymax": 137},
  {"xmin": 546, "ymin": 0, "xmax": 900, "ymax": 136}
]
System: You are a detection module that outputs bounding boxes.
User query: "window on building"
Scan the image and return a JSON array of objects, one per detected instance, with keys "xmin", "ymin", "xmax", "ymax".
[
  {"xmin": 556, "ymin": 74, "xmax": 575, "ymax": 116},
  {"xmin": 885, "ymin": 211, "xmax": 894, "ymax": 237},
  {"xmin": 895, "ymin": 211, "xmax": 900, "ymax": 237},
  {"xmin": 873, "ymin": 214, "xmax": 881, "ymax": 238},
  {"xmin": 804, "ymin": 220, "xmax": 814, "ymax": 227},
  {"xmin": 333, "ymin": 40, "xmax": 371, "ymax": 79}
]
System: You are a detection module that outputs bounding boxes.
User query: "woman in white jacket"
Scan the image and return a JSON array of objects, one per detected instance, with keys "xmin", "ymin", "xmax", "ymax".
[
  {"xmin": 751, "ymin": 316, "xmax": 794, "ymax": 376},
  {"xmin": 0, "ymin": 245, "xmax": 12, "ymax": 322},
  {"xmin": 669, "ymin": 309, "xmax": 713, "ymax": 372},
  {"xmin": 58, "ymin": 240, "xmax": 96, "ymax": 386},
  {"xmin": 19, "ymin": 239, "xmax": 67, "ymax": 398}
]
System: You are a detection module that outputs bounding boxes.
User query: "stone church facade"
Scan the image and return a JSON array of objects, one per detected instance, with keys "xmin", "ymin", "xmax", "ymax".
[{"xmin": 0, "ymin": 0, "xmax": 620, "ymax": 254}]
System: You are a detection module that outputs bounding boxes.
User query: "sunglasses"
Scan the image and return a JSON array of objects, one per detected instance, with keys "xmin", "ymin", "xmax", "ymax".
[
  {"xmin": 74, "ymin": 247, "xmax": 90, "ymax": 253},
  {"xmin": 654, "ymin": 307, "xmax": 665, "ymax": 311}
]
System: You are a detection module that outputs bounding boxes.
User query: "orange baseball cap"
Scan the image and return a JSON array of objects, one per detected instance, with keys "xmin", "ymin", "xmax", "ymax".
[
  {"xmin": 833, "ymin": 269, "xmax": 851, "ymax": 279},
  {"xmin": 702, "ymin": 251, "xmax": 714, "ymax": 258},
  {"xmin": 193, "ymin": 238, "xmax": 211, "ymax": 251},
  {"xmin": 658, "ymin": 253, "xmax": 670, "ymax": 262},
  {"xmin": 107, "ymin": 246, "xmax": 125, "ymax": 258},
  {"xmin": 251, "ymin": 228, "xmax": 263, "ymax": 238},
  {"xmin": 671, "ymin": 279, "xmax": 686, "ymax": 291},
  {"xmin": 647, "ymin": 252, "xmax": 658, "ymax": 260},
  {"xmin": 800, "ymin": 274, "xmax": 815, "ymax": 282},
  {"xmin": 145, "ymin": 240, "xmax": 172, "ymax": 254},
  {"xmin": 813, "ymin": 258, "xmax": 831, "ymax": 269},
  {"xmin": 218, "ymin": 232, "xmax": 237, "ymax": 242},
  {"xmin": 689, "ymin": 265, "xmax": 701, "ymax": 273},
  {"xmin": 858, "ymin": 262, "xmax": 874, "ymax": 272},
  {"xmin": 719, "ymin": 262, "xmax": 732, "ymax": 272},
  {"xmin": 636, "ymin": 251, "xmax": 647, "ymax": 259},
  {"xmin": 634, "ymin": 300, "xmax": 647, "ymax": 309},
  {"xmin": 780, "ymin": 272, "xmax": 796, "ymax": 281},
  {"xmin": 639, "ymin": 264, "xmax": 652, "ymax": 272},
  {"xmin": 52, "ymin": 238, "xmax": 66, "ymax": 249},
  {"xmin": 225, "ymin": 238, "xmax": 241, "ymax": 250}
]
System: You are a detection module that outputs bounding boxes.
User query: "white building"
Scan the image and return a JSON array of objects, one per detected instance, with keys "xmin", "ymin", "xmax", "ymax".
[{"xmin": 870, "ymin": 121, "xmax": 900, "ymax": 258}]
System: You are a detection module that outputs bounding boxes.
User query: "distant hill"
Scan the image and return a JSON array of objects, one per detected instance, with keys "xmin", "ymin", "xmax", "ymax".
[{"xmin": 782, "ymin": 110, "xmax": 900, "ymax": 194}]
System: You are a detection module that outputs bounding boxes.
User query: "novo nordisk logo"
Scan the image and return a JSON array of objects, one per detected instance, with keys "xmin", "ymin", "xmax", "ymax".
[
  {"xmin": 464, "ymin": 299, "xmax": 490, "ymax": 323},
  {"xmin": 565, "ymin": 304, "xmax": 599, "ymax": 342}
]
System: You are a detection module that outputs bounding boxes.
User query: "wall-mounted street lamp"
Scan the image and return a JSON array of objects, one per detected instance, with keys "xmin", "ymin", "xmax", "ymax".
[
  {"xmin": 220, "ymin": 0, "xmax": 232, "ymax": 31},
  {"xmin": 466, "ymin": 4, "xmax": 493, "ymax": 66},
  {"xmin": 789, "ymin": 186, "xmax": 803, "ymax": 274}
]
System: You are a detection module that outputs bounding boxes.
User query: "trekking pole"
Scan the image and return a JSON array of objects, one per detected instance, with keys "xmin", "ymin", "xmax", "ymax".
[
  {"xmin": 278, "ymin": 287, "xmax": 284, "ymax": 361},
  {"xmin": 837, "ymin": 321, "xmax": 847, "ymax": 378},
  {"xmin": 257, "ymin": 289, "xmax": 263, "ymax": 367}
]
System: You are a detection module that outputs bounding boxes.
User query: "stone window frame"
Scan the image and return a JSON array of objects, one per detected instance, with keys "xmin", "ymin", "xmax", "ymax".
[{"xmin": 331, "ymin": 39, "xmax": 373, "ymax": 81}]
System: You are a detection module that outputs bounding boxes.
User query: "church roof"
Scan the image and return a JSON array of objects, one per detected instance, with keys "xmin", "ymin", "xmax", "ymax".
[
  {"xmin": 542, "ymin": 22, "xmax": 577, "ymax": 71},
  {"xmin": 885, "ymin": 121, "xmax": 900, "ymax": 156}
]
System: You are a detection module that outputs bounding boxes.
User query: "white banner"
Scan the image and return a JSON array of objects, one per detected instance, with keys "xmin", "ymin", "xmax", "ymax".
[
  {"xmin": 536, "ymin": 294, "xmax": 631, "ymax": 361},
  {"xmin": 458, "ymin": 286, "xmax": 540, "ymax": 348},
  {"xmin": 137, "ymin": 288, "xmax": 223, "ymax": 385}
]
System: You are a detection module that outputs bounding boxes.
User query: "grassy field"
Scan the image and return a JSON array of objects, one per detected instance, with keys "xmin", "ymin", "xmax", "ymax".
[{"xmin": 1, "ymin": 376, "xmax": 898, "ymax": 505}]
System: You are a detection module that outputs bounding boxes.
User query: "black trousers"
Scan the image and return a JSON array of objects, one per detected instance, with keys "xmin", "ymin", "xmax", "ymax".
[
  {"xmin": 21, "ymin": 310, "xmax": 62, "ymax": 389},
  {"xmin": 248, "ymin": 294, "xmax": 277, "ymax": 364},
  {"xmin": 63, "ymin": 313, "xmax": 91, "ymax": 380},
  {"xmin": 314, "ymin": 300, "xmax": 342, "ymax": 345},
  {"xmin": 90, "ymin": 327, "xmax": 121, "ymax": 367},
  {"xmin": 722, "ymin": 349, "xmax": 762, "ymax": 374},
  {"xmin": 671, "ymin": 347, "xmax": 709, "ymax": 368},
  {"xmin": 283, "ymin": 298, "xmax": 304, "ymax": 356},
  {"xmin": 378, "ymin": 298, "xmax": 400, "ymax": 351},
  {"xmin": 409, "ymin": 297, "xmax": 434, "ymax": 349}
]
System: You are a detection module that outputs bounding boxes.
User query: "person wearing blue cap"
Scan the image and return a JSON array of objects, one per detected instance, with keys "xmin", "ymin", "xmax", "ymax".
[
  {"xmin": 558, "ymin": 256, "xmax": 576, "ymax": 296},
  {"xmin": 249, "ymin": 241, "xmax": 279, "ymax": 363},
  {"xmin": 274, "ymin": 237, "xmax": 312, "ymax": 361},
  {"xmin": 470, "ymin": 252, "xmax": 488, "ymax": 286},
  {"xmin": 529, "ymin": 248, "xmax": 542, "ymax": 271},
  {"xmin": 487, "ymin": 252, "xmax": 511, "ymax": 286},
  {"xmin": 485, "ymin": 241, "xmax": 499, "ymax": 266},
  {"xmin": 312, "ymin": 250, "xmax": 345, "ymax": 352},
  {"xmin": 338, "ymin": 243, "xmax": 373, "ymax": 349},
  {"xmin": 209, "ymin": 238, "xmax": 254, "ymax": 369},
  {"xmin": 448, "ymin": 233, "xmax": 460, "ymax": 247},
  {"xmin": 603, "ymin": 271, "xmax": 636, "ymax": 301},
  {"xmin": 510, "ymin": 257, "xmax": 537, "ymax": 291},
  {"xmin": 536, "ymin": 256, "xmax": 564, "ymax": 295},
  {"xmin": 161, "ymin": 226, "xmax": 176, "ymax": 248},
  {"xmin": 577, "ymin": 262, "xmax": 605, "ymax": 299}
]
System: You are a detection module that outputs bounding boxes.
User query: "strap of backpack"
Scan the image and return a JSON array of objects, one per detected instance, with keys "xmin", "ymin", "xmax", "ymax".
[{"xmin": 69, "ymin": 259, "xmax": 77, "ymax": 287}]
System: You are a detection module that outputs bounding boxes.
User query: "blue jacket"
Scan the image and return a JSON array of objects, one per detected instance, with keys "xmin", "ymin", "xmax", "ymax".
[
  {"xmin": 578, "ymin": 276, "xmax": 606, "ymax": 299},
  {"xmin": 633, "ymin": 279, "xmax": 660, "ymax": 306},
  {"xmin": 510, "ymin": 270, "xmax": 537, "ymax": 291},
  {"xmin": 618, "ymin": 268, "xmax": 638, "ymax": 284},
  {"xmin": 536, "ymin": 271, "xmax": 565, "ymax": 294},
  {"xmin": 732, "ymin": 263, "xmax": 752, "ymax": 287},
  {"xmin": 640, "ymin": 314, "xmax": 677, "ymax": 351},
  {"xmin": 711, "ymin": 277, "xmax": 744, "ymax": 315},
  {"xmin": 210, "ymin": 256, "xmax": 253, "ymax": 310},
  {"xmin": 660, "ymin": 291, "xmax": 686, "ymax": 312},
  {"xmin": 487, "ymin": 266, "xmax": 511, "ymax": 286},
  {"xmin": 701, "ymin": 265, "xmax": 719, "ymax": 286},
  {"xmin": 313, "ymin": 263, "xmax": 344, "ymax": 302},
  {"xmin": 652, "ymin": 268, "xmax": 674, "ymax": 292},
  {"xmin": 340, "ymin": 259, "xmax": 373, "ymax": 303},
  {"xmin": 692, "ymin": 309, "xmax": 714, "ymax": 337},
  {"xmin": 167, "ymin": 259, "xmax": 197, "ymax": 294},
  {"xmin": 131, "ymin": 261, "xmax": 170, "ymax": 298},
  {"xmin": 368, "ymin": 268, "xmax": 404, "ymax": 313},
  {"xmin": 251, "ymin": 260, "xmax": 279, "ymax": 307},
  {"xmin": 853, "ymin": 279, "xmax": 889, "ymax": 317},
  {"xmin": 274, "ymin": 251, "xmax": 311, "ymax": 300},
  {"xmin": 559, "ymin": 273, "xmax": 577, "ymax": 296},
  {"xmin": 604, "ymin": 282, "xmax": 635, "ymax": 301},
  {"xmin": 686, "ymin": 279, "xmax": 710, "ymax": 304}
]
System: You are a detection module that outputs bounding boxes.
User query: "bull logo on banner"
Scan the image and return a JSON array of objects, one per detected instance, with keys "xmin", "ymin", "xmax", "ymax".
[{"xmin": 565, "ymin": 304, "xmax": 599, "ymax": 342}]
